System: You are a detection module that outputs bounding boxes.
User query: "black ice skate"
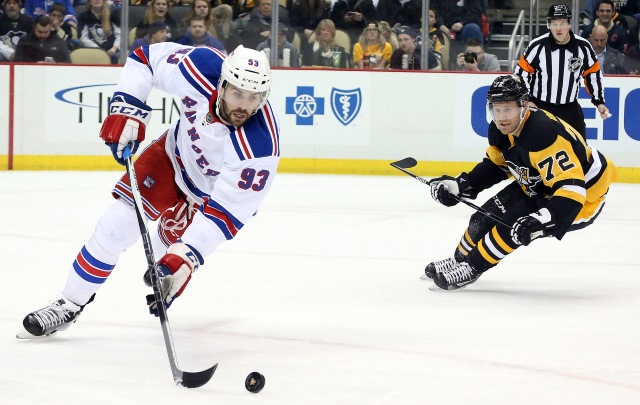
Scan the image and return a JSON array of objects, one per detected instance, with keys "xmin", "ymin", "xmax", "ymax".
[
  {"xmin": 433, "ymin": 262, "xmax": 481, "ymax": 291},
  {"xmin": 16, "ymin": 294, "xmax": 93, "ymax": 339},
  {"xmin": 422, "ymin": 257, "xmax": 458, "ymax": 280}
]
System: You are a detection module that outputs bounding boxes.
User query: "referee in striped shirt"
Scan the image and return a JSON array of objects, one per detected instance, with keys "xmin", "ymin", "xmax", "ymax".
[{"xmin": 514, "ymin": 4, "xmax": 610, "ymax": 139}]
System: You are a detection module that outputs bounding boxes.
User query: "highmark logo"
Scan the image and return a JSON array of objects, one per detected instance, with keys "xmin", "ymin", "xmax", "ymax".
[
  {"xmin": 54, "ymin": 84, "xmax": 180, "ymax": 124},
  {"xmin": 286, "ymin": 86, "xmax": 362, "ymax": 126}
]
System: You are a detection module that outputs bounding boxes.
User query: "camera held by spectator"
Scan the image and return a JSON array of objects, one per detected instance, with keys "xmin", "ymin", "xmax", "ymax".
[{"xmin": 464, "ymin": 51, "xmax": 477, "ymax": 64}]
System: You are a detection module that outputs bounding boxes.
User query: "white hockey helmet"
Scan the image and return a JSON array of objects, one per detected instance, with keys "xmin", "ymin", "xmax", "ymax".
[{"xmin": 216, "ymin": 45, "xmax": 271, "ymax": 119}]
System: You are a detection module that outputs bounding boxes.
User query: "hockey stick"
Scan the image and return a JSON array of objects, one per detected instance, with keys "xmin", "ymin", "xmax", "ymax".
[
  {"xmin": 124, "ymin": 145, "xmax": 217, "ymax": 388},
  {"xmin": 390, "ymin": 157, "xmax": 512, "ymax": 229}
]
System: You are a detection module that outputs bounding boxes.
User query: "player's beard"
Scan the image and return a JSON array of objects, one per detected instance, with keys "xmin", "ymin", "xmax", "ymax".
[{"xmin": 220, "ymin": 100, "xmax": 252, "ymax": 127}]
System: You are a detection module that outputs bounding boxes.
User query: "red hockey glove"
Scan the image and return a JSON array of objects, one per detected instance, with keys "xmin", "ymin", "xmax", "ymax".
[
  {"xmin": 99, "ymin": 100, "xmax": 151, "ymax": 165},
  {"xmin": 147, "ymin": 243, "xmax": 203, "ymax": 317}
]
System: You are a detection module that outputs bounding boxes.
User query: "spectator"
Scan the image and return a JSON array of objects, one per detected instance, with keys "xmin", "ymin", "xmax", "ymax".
[
  {"xmin": 176, "ymin": 15, "xmax": 226, "ymax": 49},
  {"xmin": 329, "ymin": 0, "xmax": 377, "ymax": 45},
  {"xmin": 431, "ymin": 0, "xmax": 484, "ymax": 47},
  {"xmin": 389, "ymin": 26, "xmax": 440, "ymax": 70},
  {"xmin": 135, "ymin": 0, "xmax": 179, "ymax": 40},
  {"xmin": 514, "ymin": 4, "xmax": 610, "ymax": 140},
  {"xmin": 579, "ymin": 0, "xmax": 635, "ymax": 28},
  {"xmin": 376, "ymin": 0, "xmax": 421, "ymax": 28},
  {"xmin": 49, "ymin": 2, "xmax": 79, "ymax": 51},
  {"xmin": 302, "ymin": 18, "xmax": 347, "ymax": 67},
  {"xmin": 378, "ymin": 20, "xmax": 397, "ymax": 51},
  {"xmin": 211, "ymin": 4, "xmax": 236, "ymax": 50},
  {"xmin": 589, "ymin": 24, "xmax": 627, "ymax": 73},
  {"xmin": 226, "ymin": 0, "xmax": 257, "ymax": 19},
  {"xmin": 455, "ymin": 38, "xmax": 500, "ymax": 71},
  {"xmin": 624, "ymin": 18, "xmax": 640, "ymax": 72},
  {"xmin": 256, "ymin": 22, "xmax": 299, "ymax": 66},
  {"xmin": 129, "ymin": 19, "xmax": 168, "ymax": 51},
  {"xmin": 426, "ymin": 6, "xmax": 447, "ymax": 64},
  {"xmin": 289, "ymin": 0, "xmax": 330, "ymax": 42},
  {"xmin": 14, "ymin": 15, "xmax": 72, "ymax": 62},
  {"xmin": 231, "ymin": 0, "xmax": 291, "ymax": 50},
  {"xmin": 0, "ymin": 0, "xmax": 33, "ymax": 61},
  {"xmin": 78, "ymin": 0, "xmax": 120, "ymax": 63},
  {"xmin": 179, "ymin": 0, "xmax": 217, "ymax": 37},
  {"xmin": 24, "ymin": 0, "xmax": 78, "ymax": 27},
  {"xmin": 352, "ymin": 21, "xmax": 392, "ymax": 69},
  {"xmin": 579, "ymin": 0, "xmax": 629, "ymax": 53}
]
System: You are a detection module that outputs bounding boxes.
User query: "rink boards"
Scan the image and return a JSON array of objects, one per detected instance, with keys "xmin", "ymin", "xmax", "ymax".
[{"xmin": 0, "ymin": 64, "xmax": 638, "ymax": 182}]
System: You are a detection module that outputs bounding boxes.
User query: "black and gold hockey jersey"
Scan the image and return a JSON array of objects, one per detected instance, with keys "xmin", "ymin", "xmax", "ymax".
[{"xmin": 467, "ymin": 108, "xmax": 617, "ymax": 238}]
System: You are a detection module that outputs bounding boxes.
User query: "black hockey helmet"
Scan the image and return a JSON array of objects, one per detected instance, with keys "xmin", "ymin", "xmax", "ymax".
[
  {"xmin": 547, "ymin": 4, "xmax": 572, "ymax": 22},
  {"xmin": 487, "ymin": 75, "xmax": 529, "ymax": 105}
]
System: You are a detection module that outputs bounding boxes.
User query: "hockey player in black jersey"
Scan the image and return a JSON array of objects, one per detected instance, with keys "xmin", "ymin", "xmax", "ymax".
[{"xmin": 425, "ymin": 75, "xmax": 618, "ymax": 291}]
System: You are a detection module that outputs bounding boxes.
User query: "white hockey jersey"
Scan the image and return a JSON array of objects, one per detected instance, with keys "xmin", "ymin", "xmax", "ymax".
[{"xmin": 116, "ymin": 43, "xmax": 280, "ymax": 257}]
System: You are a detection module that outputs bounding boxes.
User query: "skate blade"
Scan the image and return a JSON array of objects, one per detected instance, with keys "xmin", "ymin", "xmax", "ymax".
[{"xmin": 428, "ymin": 283, "xmax": 442, "ymax": 291}]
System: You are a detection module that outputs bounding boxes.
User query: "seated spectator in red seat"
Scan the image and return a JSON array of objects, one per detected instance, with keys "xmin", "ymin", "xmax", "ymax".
[
  {"xmin": 302, "ymin": 18, "xmax": 348, "ymax": 67},
  {"xmin": 129, "ymin": 20, "xmax": 169, "ymax": 51},
  {"xmin": 0, "ymin": 0, "xmax": 33, "ymax": 61},
  {"xmin": 14, "ymin": 15, "xmax": 72, "ymax": 62},
  {"xmin": 390, "ymin": 26, "xmax": 440, "ymax": 70},
  {"xmin": 176, "ymin": 15, "xmax": 226, "ymax": 50}
]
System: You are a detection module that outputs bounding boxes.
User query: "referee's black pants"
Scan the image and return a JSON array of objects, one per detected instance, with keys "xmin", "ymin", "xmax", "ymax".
[{"xmin": 530, "ymin": 97, "xmax": 586, "ymax": 140}]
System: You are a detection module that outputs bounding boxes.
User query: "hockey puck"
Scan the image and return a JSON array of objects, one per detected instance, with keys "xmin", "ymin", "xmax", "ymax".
[{"xmin": 245, "ymin": 372, "xmax": 265, "ymax": 393}]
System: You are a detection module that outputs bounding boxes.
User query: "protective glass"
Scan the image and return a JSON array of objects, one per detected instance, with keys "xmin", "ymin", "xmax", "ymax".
[
  {"xmin": 488, "ymin": 103, "xmax": 523, "ymax": 122},
  {"xmin": 220, "ymin": 85, "xmax": 266, "ymax": 111},
  {"xmin": 548, "ymin": 22, "xmax": 570, "ymax": 29}
]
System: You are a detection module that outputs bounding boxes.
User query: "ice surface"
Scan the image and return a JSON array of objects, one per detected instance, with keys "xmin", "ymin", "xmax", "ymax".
[{"xmin": 1, "ymin": 171, "xmax": 639, "ymax": 404}]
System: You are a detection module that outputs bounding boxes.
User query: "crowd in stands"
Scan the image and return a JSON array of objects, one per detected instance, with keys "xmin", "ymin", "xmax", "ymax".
[{"xmin": 0, "ymin": 0, "xmax": 639, "ymax": 74}]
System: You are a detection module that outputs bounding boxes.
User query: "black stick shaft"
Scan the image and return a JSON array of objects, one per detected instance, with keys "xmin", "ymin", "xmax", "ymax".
[
  {"xmin": 124, "ymin": 145, "xmax": 216, "ymax": 388},
  {"xmin": 390, "ymin": 159, "xmax": 512, "ymax": 229}
]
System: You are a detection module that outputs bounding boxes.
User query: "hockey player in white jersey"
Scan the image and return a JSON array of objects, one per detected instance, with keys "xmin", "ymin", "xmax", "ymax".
[{"xmin": 17, "ymin": 43, "xmax": 280, "ymax": 338}]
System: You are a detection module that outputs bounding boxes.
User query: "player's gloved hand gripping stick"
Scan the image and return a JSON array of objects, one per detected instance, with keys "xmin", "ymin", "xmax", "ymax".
[
  {"xmin": 123, "ymin": 144, "xmax": 217, "ymax": 388},
  {"xmin": 390, "ymin": 157, "xmax": 512, "ymax": 229},
  {"xmin": 391, "ymin": 157, "xmax": 552, "ymax": 244}
]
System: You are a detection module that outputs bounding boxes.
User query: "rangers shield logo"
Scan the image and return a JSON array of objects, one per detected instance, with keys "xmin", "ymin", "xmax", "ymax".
[{"xmin": 331, "ymin": 88, "xmax": 361, "ymax": 126}]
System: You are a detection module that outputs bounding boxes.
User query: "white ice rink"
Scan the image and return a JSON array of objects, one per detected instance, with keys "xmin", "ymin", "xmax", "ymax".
[{"xmin": 1, "ymin": 171, "xmax": 639, "ymax": 404}]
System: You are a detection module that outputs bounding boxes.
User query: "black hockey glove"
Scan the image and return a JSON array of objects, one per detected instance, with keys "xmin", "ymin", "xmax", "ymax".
[
  {"xmin": 510, "ymin": 208, "xmax": 556, "ymax": 246},
  {"xmin": 430, "ymin": 173, "xmax": 475, "ymax": 207}
]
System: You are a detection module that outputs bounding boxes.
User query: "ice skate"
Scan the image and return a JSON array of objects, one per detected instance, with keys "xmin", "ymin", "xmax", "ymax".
[
  {"xmin": 16, "ymin": 294, "xmax": 93, "ymax": 339},
  {"xmin": 433, "ymin": 262, "xmax": 481, "ymax": 291},
  {"xmin": 422, "ymin": 257, "xmax": 458, "ymax": 280}
]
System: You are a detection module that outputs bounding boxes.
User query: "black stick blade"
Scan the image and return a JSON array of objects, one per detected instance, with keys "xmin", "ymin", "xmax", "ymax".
[
  {"xmin": 390, "ymin": 157, "xmax": 418, "ymax": 169},
  {"xmin": 179, "ymin": 363, "xmax": 218, "ymax": 388}
]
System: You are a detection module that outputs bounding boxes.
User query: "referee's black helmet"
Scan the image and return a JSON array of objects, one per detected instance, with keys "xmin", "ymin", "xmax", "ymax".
[
  {"xmin": 547, "ymin": 4, "xmax": 572, "ymax": 22},
  {"xmin": 487, "ymin": 75, "xmax": 529, "ymax": 105}
]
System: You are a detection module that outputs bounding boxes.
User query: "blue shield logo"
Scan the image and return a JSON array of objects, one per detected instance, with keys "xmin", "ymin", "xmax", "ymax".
[{"xmin": 330, "ymin": 88, "xmax": 361, "ymax": 126}]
